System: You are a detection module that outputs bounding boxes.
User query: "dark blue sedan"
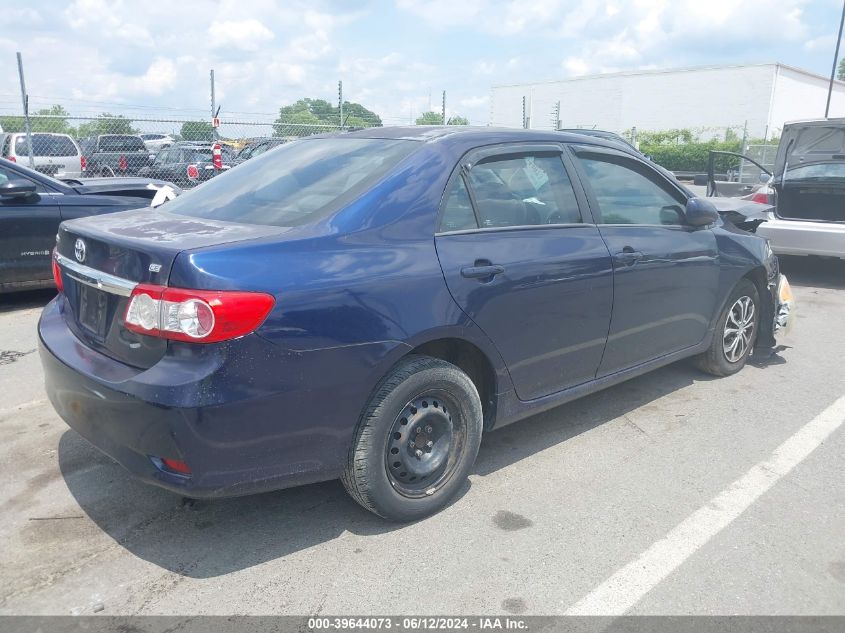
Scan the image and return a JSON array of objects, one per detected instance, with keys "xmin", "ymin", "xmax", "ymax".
[{"xmin": 39, "ymin": 127, "xmax": 793, "ymax": 521}]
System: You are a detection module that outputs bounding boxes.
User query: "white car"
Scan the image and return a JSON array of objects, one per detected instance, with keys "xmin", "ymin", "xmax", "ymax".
[
  {"xmin": 139, "ymin": 133, "xmax": 174, "ymax": 153},
  {"xmin": 709, "ymin": 119, "xmax": 845, "ymax": 259},
  {"xmin": 0, "ymin": 132, "xmax": 84, "ymax": 179}
]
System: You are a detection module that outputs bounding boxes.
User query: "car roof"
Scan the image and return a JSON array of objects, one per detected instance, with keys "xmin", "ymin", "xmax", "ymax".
[{"xmin": 333, "ymin": 125, "xmax": 636, "ymax": 151}]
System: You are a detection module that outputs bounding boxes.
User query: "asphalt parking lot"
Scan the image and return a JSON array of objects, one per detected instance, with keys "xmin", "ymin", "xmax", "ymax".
[{"xmin": 0, "ymin": 256, "xmax": 843, "ymax": 616}]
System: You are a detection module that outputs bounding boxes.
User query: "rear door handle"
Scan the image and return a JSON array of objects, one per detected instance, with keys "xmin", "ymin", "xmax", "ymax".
[
  {"xmin": 461, "ymin": 264, "xmax": 505, "ymax": 280},
  {"xmin": 614, "ymin": 249, "xmax": 644, "ymax": 266}
]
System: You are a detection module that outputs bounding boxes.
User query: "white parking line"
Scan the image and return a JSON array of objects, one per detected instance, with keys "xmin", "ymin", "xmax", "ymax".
[{"xmin": 565, "ymin": 394, "xmax": 845, "ymax": 615}]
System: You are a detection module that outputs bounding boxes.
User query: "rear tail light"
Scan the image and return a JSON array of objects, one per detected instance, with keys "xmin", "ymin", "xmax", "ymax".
[
  {"xmin": 80, "ymin": 156, "xmax": 86, "ymax": 172},
  {"xmin": 750, "ymin": 187, "xmax": 773, "ymax": 205},
  {"xmin": 124, "ymin": 284, "xmax": 275, "ymax": 343},
  {"xmin": 118, "ymin": 155, "xmax": 128, "ymax": 171},
  {"xmin": 212, "ymin": 143, "xmax": 223, "ymax": 170},
  {"xmin": 186, "ymin": 164, "xmax": 199, "ymax": 180},
  {"xmin": 159, "ymin": 457, "xmax": 191, "ymax": 475},
  {"xmin": 8, "ymin": 156, "xmax": 15, "ymax": 163},
  {"xmin": 51, "ymin": 249, "xmax": 64, "ymax": 293}
]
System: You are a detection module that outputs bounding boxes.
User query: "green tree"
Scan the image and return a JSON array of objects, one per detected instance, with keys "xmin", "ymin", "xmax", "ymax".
[
  {"xmin": 0, "ymin": 105, "xmax": 74, "ymax": 135},
  {"xmin": 447, "ymin": 115, "xmax": 469, "ymax": 125},
  {"xmin": 180, "ymin": 120, "xmax": 214, "ymax": 142},
  {"xmin": 838, "ymin": 58, "xmax": 845, "ymax": 81},
  {"xmin": 77, "ymin": 113, "xmax": 137, "ymax": 138},
  {"xmin": 273, "ymin": 98, "xmax": 382, "ymax": 136},
  {"xmin": 415, "ymin": 111, "xmax": 444, "ymax": 125}
]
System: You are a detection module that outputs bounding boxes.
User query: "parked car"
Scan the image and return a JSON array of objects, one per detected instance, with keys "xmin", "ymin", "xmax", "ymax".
[
  {"xmin": 233, "ymin": 137, "xmax": 286, "ymax": 164},
  {"xmin": 79, "ymin": 134, "xmax": 151, "ymax": 178},
  {"xmin": 1, "ymin": 132, "xmax": 84, "ymax": 178},
  {"xmin": 0, "ymin": 157, "xmax": 180, "ymax": 292},
  {"xmin": 708, "ymin": 118, "xmax": 845, "ymax": 258},
  {"xmin": 139, "ymin": 133, "xmax": 174, "ymax": 153},
  {"xmin": 41, "ymin": 127, "xmax": 793, "ymax": 521},
  {"xmin": 139, "ymin": 141, "xmax": 234, "ymax": 186}
]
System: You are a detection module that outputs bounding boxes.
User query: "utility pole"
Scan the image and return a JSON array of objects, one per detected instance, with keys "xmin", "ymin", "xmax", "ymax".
[
  {"xmin": 338, "ymin": 80, "xmax": 344, "ymax": 130},
  {"xmin": 825, "ymin": 0, "xmax": 845, "ymax": 118},
  {"xmin": 210, "ymin": 69, "xmax": 217, "ymax": 141},
  {"xmin": 522, "ymin": 96, "xmax": 527, "ymax": 129},
  {"xmin": 16, "ymin": 52, "xmax": 34, "ymax": 168},
  {"xmin": 441, "ymin": 91, "xmax": 446, "ymax": 125}
]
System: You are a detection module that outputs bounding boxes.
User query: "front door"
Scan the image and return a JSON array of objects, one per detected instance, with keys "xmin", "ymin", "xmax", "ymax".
[
  {"xmin": 0, "ymin": 165, "xmax": 60, "ymax": 288},
  {"xmin": 569, "ymin": 145, "xmax": 720, "ymax": 376},
  {"xmin": 435, "ymin": 145, "xmax": 613, "ymax": 401}
]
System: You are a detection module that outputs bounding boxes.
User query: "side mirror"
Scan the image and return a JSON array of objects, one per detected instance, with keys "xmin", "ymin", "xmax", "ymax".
[
  {"xmin": 0, "ymin": 179, "xmax": 37, "ymax": 198},
  {"xmin": 685, "ymin": 197, "xmax": 719, "ymax": 227}
]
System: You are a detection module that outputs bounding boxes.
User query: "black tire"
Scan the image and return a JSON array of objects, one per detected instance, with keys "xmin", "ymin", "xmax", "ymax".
[
  {"xmin": 99, "ymin": 166, "xmax": 115, "ymax": 177},
  {"xmin": 694, "ymin": 278, "xmax": 760, "ymax": 376},
  {"xmin": 342, "ymin": 355, "xmax": 483, "ymax": 522}
]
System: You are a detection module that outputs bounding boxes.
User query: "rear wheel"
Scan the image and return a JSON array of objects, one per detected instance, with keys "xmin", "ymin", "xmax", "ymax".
[
  {"xmin": 694, "ymin": 278, "xmax": 759, "ymax": 376},
  {"xmin": 99, "ymin": 166, "xmax": 115, "ymax": 177},
  {"xmin": 342, "ymin": 355, "xmax": 482, "ymax": 522}
]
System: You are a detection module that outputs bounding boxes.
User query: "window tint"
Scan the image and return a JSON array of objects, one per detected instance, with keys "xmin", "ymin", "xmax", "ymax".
[
  {"xmin": 576, "ymin": 154, "xmax": 685, "ymax": 225},
  {"xmin": 15, "ymin": 134, "xmax": 78, "ymax": 157},
  {"xmin": 98, "ymin": 135, "xmax": 146, "ymax": 152},
  {"xmin": 466, "ymin": 154, "xmax": 581, "ymax": 228},
  {"xmin": 163, "ymin": 138, "xmax": 418, "ymax": 227},
  {"xmin": 154, "ymin": 149, "xmax": 170, "ymax": 164},
  {"xmin": 439, "ymin": 177, "xmax": 477, "ymax": 232}
]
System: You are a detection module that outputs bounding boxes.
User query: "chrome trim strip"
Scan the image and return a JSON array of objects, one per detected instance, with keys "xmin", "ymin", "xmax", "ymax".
[{"xmin": 55, "ymin": 253, "xmax": 137, "ymax": 297}]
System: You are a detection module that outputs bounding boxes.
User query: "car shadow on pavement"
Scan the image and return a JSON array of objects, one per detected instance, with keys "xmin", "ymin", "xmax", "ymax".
[
  {"xmin": 778, "ymin": 255, "xmax": 845, "ymax": 291},
  {"xmin": 0, "ymin": 288, "xmax": 55, "ymax": 314},
  {"xmin": 58, "ymin": 359, "xmax": 714, "ymax": 579}
]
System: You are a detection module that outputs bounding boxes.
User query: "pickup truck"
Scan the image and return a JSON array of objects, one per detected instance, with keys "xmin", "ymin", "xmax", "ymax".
[{"xmin": 79, "ymin": 134, "xmax": 152, "ymax": 178}]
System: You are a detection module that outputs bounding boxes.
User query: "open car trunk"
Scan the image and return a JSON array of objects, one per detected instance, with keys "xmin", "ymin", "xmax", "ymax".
[{"xmin": 776, "ymin": 182, "xmax": 845, "ymax": 223}]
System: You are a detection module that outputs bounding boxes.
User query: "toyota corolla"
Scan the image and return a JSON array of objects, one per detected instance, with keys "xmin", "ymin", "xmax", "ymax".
[{"xmin": 39, "ymin": 127, "xmax": 793, "ymax": 521}]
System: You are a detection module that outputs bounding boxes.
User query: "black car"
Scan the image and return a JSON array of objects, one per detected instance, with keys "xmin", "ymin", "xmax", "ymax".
[
  {"xmin": 0, "ymin": 157, "xmax": 180, "ymax": 292},
  {"xmin": 79, "ymin": 134, "xmax": 152, "ymax": 178},
  {"xmin": 233, "ymin": 138, "xmax": 286, "ymax": 164},
  {"xmin": 141, "ymin": 142, "xmax": 234, "ymax": 186}
]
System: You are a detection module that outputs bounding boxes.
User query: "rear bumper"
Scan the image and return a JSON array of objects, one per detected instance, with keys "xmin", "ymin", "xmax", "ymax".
[
  {"xmin": 757, "ymin": 218, "xmax": 845, "ymax": 259},
  {"xmin": 39, "ymin": 296, "xmax": 397, "ymax": 498}
]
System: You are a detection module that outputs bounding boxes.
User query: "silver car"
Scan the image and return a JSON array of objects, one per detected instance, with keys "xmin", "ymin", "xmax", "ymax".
[
  {"xmin": 0, "ymin": 132, "xmax": 84, "ymax": 179},
  {"xmin": 709, "ymin": 119, "xmax": 845, "ymax": 259}
]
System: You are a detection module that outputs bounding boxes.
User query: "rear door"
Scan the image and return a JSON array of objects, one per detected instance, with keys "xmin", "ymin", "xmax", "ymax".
[
  {"xmin": 0, "ymin": 164, "xmax": 60, "ymax": 287},
  {"xmin": 435, "ymin": 144, "xmax": 613, "ymax": 401},
  {"xmin": 569, "ymin": 145, "xmax": 720, "ymax": 376}
]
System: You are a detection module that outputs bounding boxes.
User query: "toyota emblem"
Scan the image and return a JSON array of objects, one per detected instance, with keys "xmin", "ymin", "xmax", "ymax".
[{"xmin": 74, "ymin": 238, "xmax": 87, "ymax": 263}]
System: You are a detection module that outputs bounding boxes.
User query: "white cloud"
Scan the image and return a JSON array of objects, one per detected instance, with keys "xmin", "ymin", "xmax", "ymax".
[
  {"xmin": 208, "ymin": 19, "xmax": 274, "ymax": 52},
  {"xmin": 8, "ymin": 8, "xmax": 42, "ymax": 26}
]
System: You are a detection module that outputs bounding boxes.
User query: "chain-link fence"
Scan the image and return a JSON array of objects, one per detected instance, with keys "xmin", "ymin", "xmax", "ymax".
[{"xmin": 0, "ymin": 113, "xmax": 381, "ymax": 186}]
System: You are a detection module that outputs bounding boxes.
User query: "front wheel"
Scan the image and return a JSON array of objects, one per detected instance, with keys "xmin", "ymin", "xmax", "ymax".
[
  {"xmin": 694, "ymin": 278, "xmax": 759, "ymax": 376},
  {"xmin": 342, "ymin": 355, "xmax": 483, "ymax": 521}
]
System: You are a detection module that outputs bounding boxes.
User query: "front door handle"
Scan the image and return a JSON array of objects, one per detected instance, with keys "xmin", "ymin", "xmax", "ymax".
[
  {"xmin": 461, "ymin": 264, "xmax": 505, "ymax": 280},
  {"xmin": 614, "ymin": 249, "xmax": 644, "ymax": 266}
]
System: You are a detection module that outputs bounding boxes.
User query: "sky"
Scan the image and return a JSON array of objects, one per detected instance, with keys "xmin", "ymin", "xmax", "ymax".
[{"xmin": 1, "ymin": 0, "xmax": 843, "ymax": 127}]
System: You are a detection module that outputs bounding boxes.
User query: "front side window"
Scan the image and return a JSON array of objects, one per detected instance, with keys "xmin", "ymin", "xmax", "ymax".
[
  {"xmin": 466, "ymin": 154, "xmax": 582, "ymax": 228},
  {"xmin": 575, "ymin": 154, "xmax": 685, "ymax": 225}
]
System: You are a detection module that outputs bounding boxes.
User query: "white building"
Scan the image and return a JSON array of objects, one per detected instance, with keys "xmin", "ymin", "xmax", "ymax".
[{"xmin": 489, "ymin": 63, "xmax": 845, "ymax": 140}]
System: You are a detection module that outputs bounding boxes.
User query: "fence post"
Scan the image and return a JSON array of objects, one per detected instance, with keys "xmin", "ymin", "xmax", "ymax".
[
  {"xmin": 338, "ymin": 81, "xmax": 344, "ymax": 131},
  {"xmin": 210, "ymin": 69, "xmax": 217, "ymax": 142},
  {"xmin": 16, "ymin": 52, "xmax": 34, "ymax": 168},
  {"xmin": 441, "ymin": 90, "xmax": 446, "ymax": 125}
]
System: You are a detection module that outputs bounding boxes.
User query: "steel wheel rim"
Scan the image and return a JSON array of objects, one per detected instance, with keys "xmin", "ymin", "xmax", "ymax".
[
  {"xmin": 384, "ymin": 390, "xmax": 466, "ymax": 499},
  {"xmin": 723, "ymin": 295, "xmax": 756, "ymax": 363}
]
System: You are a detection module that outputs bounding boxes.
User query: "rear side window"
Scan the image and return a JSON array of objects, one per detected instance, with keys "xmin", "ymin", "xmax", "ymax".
[
  {"xmin": 466, "ymin": 154, "xmax": 582, "ymax": 228},
  {"xmin": 439, "ymin": 177, "xmax": 477, "ymax": 231},
  {"xmin": 15, "ymin": 134, "xmax": 78, "ymax": 156},
  {"xmin": 575, "ymin": 154, "xmax": 685, "ymax": 225},
  {"xmin": 163, "ymin": 138, "xmax": 419, "ymax": 227},
  {"xmin": 98, "ymin": 135, "xmax": 146, "ymax": 152}
]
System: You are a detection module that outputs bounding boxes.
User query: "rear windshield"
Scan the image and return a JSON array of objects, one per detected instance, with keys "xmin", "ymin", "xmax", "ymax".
[
  {"xmin": 15, "ymin": 134, "xmax": 78, "ymax": 157},
  {"xmin": 98, "ymin": 135, "xmax": 146, "ymax": 152},
  {"xmin": 162, "ymin": 137, "xmax": 418, "ymax": 227},
  {"xmin": 786, "ymin": 163, "xmax": 845, "ymax": 180}
]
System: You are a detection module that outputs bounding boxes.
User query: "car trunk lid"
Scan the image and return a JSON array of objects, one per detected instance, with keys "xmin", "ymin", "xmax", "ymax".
[{"xmin": 55, "ymin": 208, "xmax": 291, "ymax": 369}]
